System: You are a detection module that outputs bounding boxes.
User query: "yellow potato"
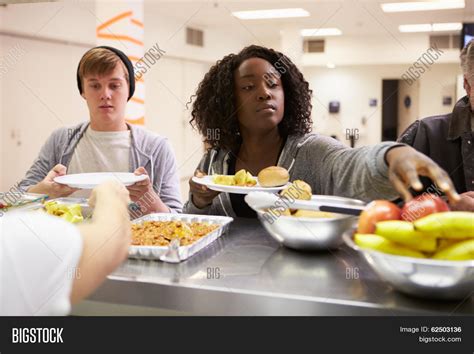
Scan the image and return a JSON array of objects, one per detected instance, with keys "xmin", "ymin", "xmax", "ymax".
[
  {"xmin": 213, "ymin": 175, "xmax": 235, "ymax": 186},
  {"xmin": 280, "ymin": 180, "xmax": 312, "ymax": 201},
  {"xmin": 292, "ymin": 210, "xmax": 335, "ymax": 218},
  {"xmin": 213, "ymin": 170, "xmax": 256, "ymax": 187},
  {"xmin": 245, "ymin": 171, "xmax": 257, "ymax": 186},
  {"xmin": 234, "ymin": 169, "xmax": 247, "ymax": 186}
]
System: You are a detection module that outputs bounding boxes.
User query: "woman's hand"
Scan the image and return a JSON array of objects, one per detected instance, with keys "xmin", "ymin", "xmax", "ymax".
[
  {"xmin": 189, "ymin": 170, "xmax": 220, "ymax": 209},
  {"xmin": 28, "ymin": 164, "xmax": 78, "ymax": 198},
  {"xmin": 386, "ymin": 146, "xmax": 460, "ymax": 203}
]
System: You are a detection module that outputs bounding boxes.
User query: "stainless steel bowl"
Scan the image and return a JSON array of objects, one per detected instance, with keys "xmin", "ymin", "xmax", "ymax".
[
  {"xmin": 252, "ymin": 195, "xmax": 365, "ymax": 250},
  {"xmin": 343, "ymin": 230, "xmax": 474, "ymax": 300}
]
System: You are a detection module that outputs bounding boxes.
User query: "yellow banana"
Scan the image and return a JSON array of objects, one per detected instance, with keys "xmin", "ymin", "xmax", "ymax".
[
  {"xmin": 414, "ymin": 212, "xmax": 474, "ymax": 239},
  {"xmin": 375, "ymin": 220, "xmax": 437, "ymax": 252},
  {"xmin": 432, "ymin": 239, "xmax": 474, "ymax": 261},
  {"xmin": 354, "ymin": 233, "xmax": 426, "ymax": 258}
]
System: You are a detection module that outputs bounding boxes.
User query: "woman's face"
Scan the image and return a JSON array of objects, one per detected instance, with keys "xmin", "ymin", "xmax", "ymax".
[{"xmin": 233, "ymin": 57, "xmax": 284, "ymax": 134}]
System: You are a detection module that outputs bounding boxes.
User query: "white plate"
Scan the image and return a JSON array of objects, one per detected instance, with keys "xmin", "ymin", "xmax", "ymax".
[
  {"xmin": 54, "ymin": 172, "xmax": 148, "ymax": 189},
  {"xmin": 192, "ymin": 175, "xmax": 289, "ymax": 194}
]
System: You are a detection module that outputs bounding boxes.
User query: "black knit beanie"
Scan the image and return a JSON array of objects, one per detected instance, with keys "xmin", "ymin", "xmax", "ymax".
[{"xmin": 77, "ymin": 46, "xmax": 135, "ymax": 100}]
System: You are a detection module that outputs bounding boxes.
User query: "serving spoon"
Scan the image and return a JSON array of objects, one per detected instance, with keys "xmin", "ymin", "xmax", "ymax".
[{"xmin": 245, "ymin": 191, "xmax": 366, "ymax": 216}]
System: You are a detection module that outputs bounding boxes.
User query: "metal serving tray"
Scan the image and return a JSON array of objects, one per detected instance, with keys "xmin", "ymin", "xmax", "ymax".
[{"xmin": 129, "ymin": 213, "xmax": 233, "ymax": 263}]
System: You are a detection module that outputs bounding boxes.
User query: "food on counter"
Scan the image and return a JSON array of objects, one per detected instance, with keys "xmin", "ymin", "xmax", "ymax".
[
  {"xmin": 275, "ymin": 180, "xmax": 336, "ymax": 218},
  {"xmin": 355, "ymin": 196, "xmax": 474, "ymax": 260},
  {"xmin": 357, "ymin": 200, "xmax": 401, "ymax": 234},
  {"xmin": 374, "ymin": 220, "xmax": 437, "ymax": 252},
  {"xmin": 413, "ymin": 211, "xmax": 474, "ymax": 239},
  {"xmin": 292, "ymin": 210, "xmax": 336, "ymax": 219},
  {"xmin": 257, "ymin": 166, "xmax": 289, "ymax": 187},
  {"xmin": 280, "ymin": 180, "xmax": 311, "ymax": 201},
  {"xmin": 43, "ymin": 201, "xmax": 84, "ymax": 224},
  {"xmin": 432, "ymin": 239, "xmax": 474, "ymax": 261},
  {"xmin": 355, "ymin": 234, "xmax": 426, "ymax": 258},
  {"xmin": 401, "ymin": 194, "xmax": 449, "ymax": 222},
  {"xmin": 213, "ymin": 169, "xmax": 257, "ymax": 187},
  {"xmin": 131, "ymin": 220, "xmax": 219, "ymax": 246}
]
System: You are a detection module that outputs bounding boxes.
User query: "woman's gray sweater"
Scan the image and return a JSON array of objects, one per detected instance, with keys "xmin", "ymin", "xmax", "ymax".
[{"xmin": 183, "ymin": 133, "xmax": 402, "ymax": 217}]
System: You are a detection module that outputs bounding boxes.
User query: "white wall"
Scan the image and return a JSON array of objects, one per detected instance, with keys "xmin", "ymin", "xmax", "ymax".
[
  {"xmin": 1, "ymin": 1, "xmax": 96, "ymax": 44},
  {"xmin": 302, "ymin": 34, "xmax": 461, "ymax": 66},
  {"xmin": 1, "ymin": 2, "xmax": 96, "ymax": 191},
  {"xmin": 398, "ymin": 79, "xmax": 420, "ymax": 136},
  {"xmin": 303, "ymin": 63, "xmax": 460, "ymax": 147}
]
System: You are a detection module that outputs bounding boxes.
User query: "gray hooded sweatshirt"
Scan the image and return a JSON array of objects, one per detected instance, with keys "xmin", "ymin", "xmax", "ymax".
[
  {"xmin": 183, "ymin": 133, "xmax": 402, "ymax": 217},
  {"xmin": 19, "ymin": 122, "xmax": 182, "ymax": 213}
]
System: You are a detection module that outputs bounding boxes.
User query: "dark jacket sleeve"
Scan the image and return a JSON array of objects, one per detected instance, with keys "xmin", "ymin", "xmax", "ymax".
[{"xmin": 398, "ymin": 120, "xmax": 421, "ymax": 146}]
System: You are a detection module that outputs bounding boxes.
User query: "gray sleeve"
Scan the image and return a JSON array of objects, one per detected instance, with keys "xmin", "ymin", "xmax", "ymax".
[
  {"xmin": 153, "ymin": 139, "xmax": 183, "ymax": 213},
  {"xmin": 18, "ymin": 131, "xmax": 59, "ymax": 191},
  {"xmin": 299, "ymin": 136, "xmax": 401, "ymax": 202}
]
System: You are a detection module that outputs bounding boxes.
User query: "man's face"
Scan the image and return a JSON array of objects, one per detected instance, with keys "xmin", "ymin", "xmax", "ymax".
[{"xmin": 81, "ymin": 63, "xmax": 129, "ymax": 130}]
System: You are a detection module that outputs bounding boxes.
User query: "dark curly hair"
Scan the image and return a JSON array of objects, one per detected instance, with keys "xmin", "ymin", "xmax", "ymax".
[{"xmin": 189, "ymin": 45, "xmax": 313, "ymax": 151}]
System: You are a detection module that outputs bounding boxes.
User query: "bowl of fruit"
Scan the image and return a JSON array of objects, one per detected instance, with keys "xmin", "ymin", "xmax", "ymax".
[{"xmin": 343, "ymin": 194, "xmax": 474, "ymax": 300}]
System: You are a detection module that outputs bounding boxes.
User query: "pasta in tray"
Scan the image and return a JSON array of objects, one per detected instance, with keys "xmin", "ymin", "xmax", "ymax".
[{"xmin": 131, "ymin": 220, "xmax": 219, "ymax": 247}]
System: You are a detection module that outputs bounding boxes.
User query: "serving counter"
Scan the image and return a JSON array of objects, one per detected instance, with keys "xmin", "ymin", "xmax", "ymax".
[{"xmin": 81, "ymin": 218, "xmax": 474, "ymax": 316}]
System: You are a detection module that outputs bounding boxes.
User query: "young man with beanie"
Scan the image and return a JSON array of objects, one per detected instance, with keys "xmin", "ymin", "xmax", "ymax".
[{"xmin": 19, "ymin": 46, "xmax": 182, "ymax": 214}]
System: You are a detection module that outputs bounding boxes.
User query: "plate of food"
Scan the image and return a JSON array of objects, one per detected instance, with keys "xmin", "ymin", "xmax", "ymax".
[
  {"xmin": 129, "ymin": 213, "xmax": 233, "ymax": 263},
  {"xmin": 54, "ymin": 172, "xmax": 147, "ymax": 189},
  {"xmin": 192, "ymin": 166, "xmax": 290, "ymax": 194}
]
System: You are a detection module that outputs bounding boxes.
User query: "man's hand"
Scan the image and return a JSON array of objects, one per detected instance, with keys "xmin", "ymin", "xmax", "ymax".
[
  {"xmin": 126, "ymin": 167, "xmax": 170, "ymax": 214},
  {"xmin": 28, "ymin": 164, "xmax": 78, "ymax": 198},
  {"xmin": 386, "ymin": 146, "xmax": 460, "ymax": 203},
  {"xmin": 450, "ymin": 191, "xmax": 474, "ymax": 211}
]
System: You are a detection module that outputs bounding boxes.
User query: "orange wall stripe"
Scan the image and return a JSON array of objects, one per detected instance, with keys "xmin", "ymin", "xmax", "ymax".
[
  {"xmin": 135, "ymin": 76, "xmax": 144, "ymax": 83},
  {"xmin": 128, "ymin": 55, "xmax": 141, "ymax": 62},
  {"xmin": 130, "ymin": 97, "xmax": 145, "ymax": 104},
  {"xmin": 126, "ymin": 116, "xmax": 145, "ymax": 125},
  {"xmin": 97, "ymin": 33, "xmax": 144, "ymax": 46},
  {"xmin": 131, "ymin": 18, "xmax": 144, "ymax": 28},
  {"xmin": 96, "ymin": 11, "xmax": 132, "ymax": 33}
]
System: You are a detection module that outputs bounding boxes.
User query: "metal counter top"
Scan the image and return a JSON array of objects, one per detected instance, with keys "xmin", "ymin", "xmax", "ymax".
[{"xmin": 88, "ymin": 218, "xmax": 474, "ymax": 315}]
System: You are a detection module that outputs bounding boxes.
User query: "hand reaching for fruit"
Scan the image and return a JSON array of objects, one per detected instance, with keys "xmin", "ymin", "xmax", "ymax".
[{"xmin": 385, "ymin": 146, "xmax": 460, "ymax": 204}]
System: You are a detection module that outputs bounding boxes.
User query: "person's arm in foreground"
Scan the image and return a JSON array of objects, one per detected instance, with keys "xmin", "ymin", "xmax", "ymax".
[{"xmin": 70, "ymin": 180, "xmax": 131, "ymax": 304}]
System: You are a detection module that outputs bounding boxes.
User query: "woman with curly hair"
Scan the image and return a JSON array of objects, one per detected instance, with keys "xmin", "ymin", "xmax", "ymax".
[{"xmin": 184, "ymin": 45, "xmax": 459, "ymax": 217}]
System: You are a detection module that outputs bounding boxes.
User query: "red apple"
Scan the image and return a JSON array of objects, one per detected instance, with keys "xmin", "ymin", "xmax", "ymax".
[
  {"xmin": 357, "ymin": 200, "xmax": 402, "ymax": 234},
  {"xmin": 401, "ymin": 194, "xmax": 450, "ymax": 222}
]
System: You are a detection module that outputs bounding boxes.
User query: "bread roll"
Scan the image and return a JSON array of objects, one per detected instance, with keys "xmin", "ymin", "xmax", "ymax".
[{"xmin": 258, "ymin": 166, "xmax": 289, "ymax": 187}]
